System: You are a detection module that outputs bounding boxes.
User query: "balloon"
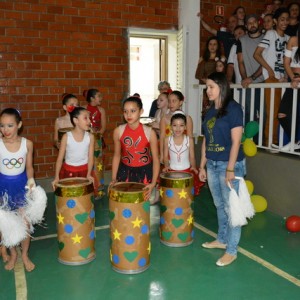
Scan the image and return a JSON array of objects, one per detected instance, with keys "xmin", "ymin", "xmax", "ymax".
[
  {"xmin": 245, "ymin": 121, "xmax": 259, "ymax": 138},
  {"xmin": 286, "ymin": 215, "xmax": 300, "ymax": 232},
  {"xmin": 243, "ymin": 139, "xmax": 257, "ymax": 157},
  {"xmin": 241, "ymin": 133, "xmax": 247, "ymax": 143},
  {"xmin": 251, "ymin": 195, "xmax": 267, "ymax": 212},
  {"xmin": 245, "ymin": 180, "xmax": 254, "ymax": 195}
]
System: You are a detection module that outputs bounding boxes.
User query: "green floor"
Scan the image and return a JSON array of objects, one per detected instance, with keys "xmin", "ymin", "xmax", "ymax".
[{"xmin": 1, "ymin": 186, "xmax": 300, "ymax": 300}]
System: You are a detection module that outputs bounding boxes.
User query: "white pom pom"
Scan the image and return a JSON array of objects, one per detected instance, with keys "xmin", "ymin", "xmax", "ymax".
[
  {"xmin": 24, "ymin": 186, "xmax": 47, "ymax": 225},
  {"xmin": 228, "ymin": 183, "xmax": 248, "ymax": 227},
  {"xmin": 0, "ymin": 210, "xmax": 28, "ymax": 247},
  {"xmin": 238, "ymin": 178, "xmax": 255, "ymax": 219}
]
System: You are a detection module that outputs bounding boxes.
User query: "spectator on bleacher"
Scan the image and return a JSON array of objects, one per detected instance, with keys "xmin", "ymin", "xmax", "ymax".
[
  {"xmin": 277, "ymin": 23, "xmax": 300, "ymax": 151},
  {"xmin": 195, "ymin": 36, "xmax": 222, "ymax": 84},
  {"xmin": 149, "ymin": 81, "xmax": 171, "ymax": 118},
  {"xmin": 285, "ymin": 2, "xmax": 300, "ymax": 37},
  {"xmin": 272, "ymin": 0, "xmax": 285, "ymax": 13},
  {"xmin": 215, "ymin": 57, "xmax": 227, "ymax": 74},
  {"xmin": 226, "ymin": 25, "xmax": 247, "ymax": 84},
  {"xmin": 254, "ymin": 8, "xmax": 290, "ymax": 147},
  {"xmin": 237, "ymin": 15, "xmax": 264, "ymax": 126},
  {"xmin": 233, "ymin": 6, "xmax": 246, "ymax": 26},
  {"xmin": 263, "ymin": 14, "xmax": 275, "ymax": 32},
  {"xmin": 198, "ymin": 13, "xmax": 238, "ymax": 59}
]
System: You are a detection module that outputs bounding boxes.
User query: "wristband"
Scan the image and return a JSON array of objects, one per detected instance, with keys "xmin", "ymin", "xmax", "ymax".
[{"xmin": 226, "ymin": 169, "xmax": 234, "ymax": 172}]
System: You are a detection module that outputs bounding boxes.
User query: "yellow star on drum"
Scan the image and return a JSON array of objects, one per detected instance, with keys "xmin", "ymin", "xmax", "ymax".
[
  {"xmin": 178, "ymin": 189, "xmax": 187, "ymax": 199},
  {"xmin": 131, "ymin": 216, "xmax": 143, "ymax": 228},
  {"xmin": 147, "ymin": 242, "xmax": 151, "ymax": 254},
  {"xmin": 113, "ymin": 229, "xmax": 122, "ymax": 240},
  {"xmin": 71, "ymin": 234, "xmax": 83, "ymax": 244},
  {"xmin": 97, "ymin": 162, "xmax": 103, "ymax": 171},
  {"xmin": 57, "ymin": 213, "xmax": 64, "ymax": 224},
  {"xmin": 159, "ymin": 188, "xmax": 164, "ymax": 197},
  {"xmin": 187, "ymin": 215, "xmax": 194, "ymax": 225}
]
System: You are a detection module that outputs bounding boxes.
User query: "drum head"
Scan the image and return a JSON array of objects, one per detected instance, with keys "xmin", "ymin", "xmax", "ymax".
[
  {"xmin": 109, "ymin": 182, "xmax": 146, "ymax": 203},
  {"xmin": 160, "ymin": 172, "xmax": 193, "ymax": 189},
  {"xmin": 160, "ymin": 171, "xmax": 192, "ymax": 180},
  {"xmin": 55, "ymin": 177, "xmax": 94, "ymax": 197}
]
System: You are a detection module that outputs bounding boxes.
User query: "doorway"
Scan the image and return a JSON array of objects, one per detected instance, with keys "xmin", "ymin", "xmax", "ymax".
[{"xmin": 129, "ymin": 35, "xmax": 167, "ymax": 116}]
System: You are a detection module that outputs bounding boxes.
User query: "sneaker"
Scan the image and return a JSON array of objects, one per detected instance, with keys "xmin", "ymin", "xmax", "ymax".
[
  {"xmin": 281, "ymin": 141, "xmax": 300, "ymax": 151},
  {"xmin": 271, "ymin": 143, "xmax": 279, "ymax": 149},
  {"xmin": 281, "ymin": 142, "xmax": 292, "ymax": 151}
]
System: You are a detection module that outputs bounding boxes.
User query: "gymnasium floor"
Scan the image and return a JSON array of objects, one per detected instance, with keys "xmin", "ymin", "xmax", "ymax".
[{"xmin": 1, "ymin": 185, "xmax": 300, "ymax": 300}]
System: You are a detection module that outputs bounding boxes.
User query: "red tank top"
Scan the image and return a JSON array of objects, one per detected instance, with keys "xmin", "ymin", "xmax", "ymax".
[
  {"xmin": 87, "ymin": 104, "xmax": 101, "ymax": 130},
  {"xmin": 120, "ymin": 123, "xmax": 152, "ymax": 167}
]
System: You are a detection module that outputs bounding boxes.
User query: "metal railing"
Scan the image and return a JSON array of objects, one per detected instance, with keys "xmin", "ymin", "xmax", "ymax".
[{"xmin": 196, "ymin": 82, "xmax": 300, "ymax": 156}]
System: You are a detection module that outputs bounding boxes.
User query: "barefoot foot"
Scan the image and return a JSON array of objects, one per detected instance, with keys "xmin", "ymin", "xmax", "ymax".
[
  {"xmin": 22, "ymin": 256, "xmax": 35, "ymax": 272},
  {"xmin": 4, "ymin": 253, "xmax": 18, "ymax": 271}
]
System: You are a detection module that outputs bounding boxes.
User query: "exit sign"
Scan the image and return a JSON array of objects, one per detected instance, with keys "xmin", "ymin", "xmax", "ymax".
[{"xmin": 216, "ymin": 5, "xmax": 224, "ymax": 16}]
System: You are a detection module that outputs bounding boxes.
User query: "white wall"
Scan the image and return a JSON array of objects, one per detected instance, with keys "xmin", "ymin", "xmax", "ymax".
[{"xmin": 179, "ymin": 0, "xmax": 201, "ymax": 138}]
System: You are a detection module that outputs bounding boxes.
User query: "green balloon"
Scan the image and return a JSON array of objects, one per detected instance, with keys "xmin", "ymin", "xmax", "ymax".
[{"xmin": 245, "ymin": 121, "xmax": 259, "ymax": 138}]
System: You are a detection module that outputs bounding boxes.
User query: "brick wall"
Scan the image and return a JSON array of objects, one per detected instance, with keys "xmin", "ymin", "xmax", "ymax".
[{"xmin": 0, "ymin": 0, "xmax": 178, "ymax": 178}]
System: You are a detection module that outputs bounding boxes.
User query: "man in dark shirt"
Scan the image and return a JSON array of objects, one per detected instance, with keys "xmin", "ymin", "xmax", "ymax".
[{"xmin": 198, "ymin": 13, "xmax": 238, "ymax": 59}]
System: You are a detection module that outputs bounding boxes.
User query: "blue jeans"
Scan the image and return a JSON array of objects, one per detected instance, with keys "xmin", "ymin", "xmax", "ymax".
[{"xmin": 206, "ymin": 160, "xmax": 245, "ymax": 255}]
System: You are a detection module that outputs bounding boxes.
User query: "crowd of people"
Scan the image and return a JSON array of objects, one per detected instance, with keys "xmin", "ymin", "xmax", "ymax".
[
  {"xmin": 198, "ymin": 0, "xmax": 300, "ymax": 151},
  {"xmin": 0, "ymin": 0, "xmax": 299, "ymax": 273}
]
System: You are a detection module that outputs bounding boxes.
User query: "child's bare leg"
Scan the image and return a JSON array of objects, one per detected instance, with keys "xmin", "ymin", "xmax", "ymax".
[
  {"xmin": 1, "ymin": 246, "xmax": 10, "ymax": 263},
  {"xmin": 4, "ymin": 247, "xmax": 17, "ymax": 271},
  {"xmin": 21, "ymin": 237, "xmax": 35, "ymax": 272}
]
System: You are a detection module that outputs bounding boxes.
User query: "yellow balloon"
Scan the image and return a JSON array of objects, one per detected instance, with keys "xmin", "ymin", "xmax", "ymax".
[
  {"xmin": 243, "ymin": 139, "xmax": 257, "ymax": 157},
  {"xmin": 251, "ymin": 195, "xmax": 267, "ymax": 213},
  {"xmin": 245, "ymin": 180, "xmax": 254, "ymax": 195}
]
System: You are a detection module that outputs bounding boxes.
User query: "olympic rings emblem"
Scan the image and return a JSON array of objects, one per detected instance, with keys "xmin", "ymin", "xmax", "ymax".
[{"xmin": 3, "ymin": 157, "xmax": 24, "ymax": 169}]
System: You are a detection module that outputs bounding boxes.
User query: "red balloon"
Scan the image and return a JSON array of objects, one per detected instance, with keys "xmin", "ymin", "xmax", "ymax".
[{"xmin": 286, "ymin": 215, "xmax": 300, "ymax": 233}]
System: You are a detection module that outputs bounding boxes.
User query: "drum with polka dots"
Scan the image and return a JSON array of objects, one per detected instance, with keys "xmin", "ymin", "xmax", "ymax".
[
  {"xmin": 109, "ymin": 182, "xmax": 150, "ymax": 274},
  {"xmin": 55, "ymin": 177, "xmax": 96, "ymax": 265},
  {"xmin": 159, "ymin": 172, "xmax": 194, "ymax": 247}
]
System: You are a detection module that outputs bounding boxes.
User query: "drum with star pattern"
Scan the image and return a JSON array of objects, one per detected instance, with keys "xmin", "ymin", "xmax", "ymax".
[
  {"xmin": 159, "ymin": 172, "xmax": 194, "ymax": 247},
  {"xmin": 55, "ymin": 177, "xmax": 96, "ymax": 265},
  {"xmin": 109, "ymin": 182, "xmax": 150, "ymax": 274}
]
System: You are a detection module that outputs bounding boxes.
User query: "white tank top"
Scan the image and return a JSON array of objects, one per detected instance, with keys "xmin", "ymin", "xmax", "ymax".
[
  {"xmin": 168, "ymin": 135, "xmax": 190, "ymax": 170},
  {"xmin": 0, "ymin": 137, "xmax": 27, "ymax": 175},
  {"xmin": 65, "ymin": 131, "xmax": 90, "ymax": 166}
]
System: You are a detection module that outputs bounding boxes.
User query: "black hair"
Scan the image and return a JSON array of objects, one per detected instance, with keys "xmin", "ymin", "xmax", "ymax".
[
  {"xmin": 85, "ymin": 89, "xmax": 100, "ymax": 103},
  {"xmin": 233, "ymin": 6, "xmax": 245, "ymax": 18},
  {"xmin": 171, "ymin": 113, "xmax": 187, "ymax": 125},
  {"xmin": 169, "ymin": 90, "xmax": 184, "ymax": 101},
  {"xmin": 122, "ymin": 96, "xmax": 143, "ymax": 110},
  {"xmin": 69, "ymin": 106, "xmax": 87, "ymax": 126},
  {"xmin": 0, "ymin": 108, "xmax": 22, "ymax": 124},
  {"xmin": 62, "ymin": 93, "xmax": 77, "ymax": 106},
  {"xmin": 203, "ymin": 36, "xmax": 222, "ymax": 61},
  {"xmin": 207, "ymin": 72, "xmax": 232, "ymax": 118},
  {"xmin": 234, "ymin": 25, "xmax": 247, "ymax": 33},
  {"xmin": 273, "ymin": 7, "xmax": 289, "ymax": 20},
  {"xmin": 133, "ymin": 93, "xmax": 140, "ymax": 98}
]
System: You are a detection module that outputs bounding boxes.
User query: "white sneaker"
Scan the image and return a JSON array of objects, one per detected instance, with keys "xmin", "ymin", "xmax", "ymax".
[{"xmin": 281, "ymin": 141, "xmax": 300, "ymax": 151}]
